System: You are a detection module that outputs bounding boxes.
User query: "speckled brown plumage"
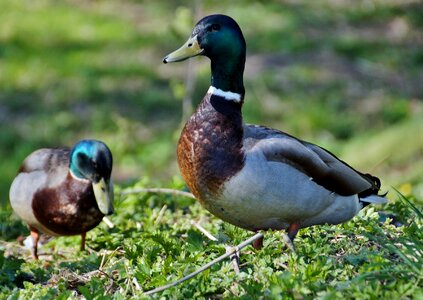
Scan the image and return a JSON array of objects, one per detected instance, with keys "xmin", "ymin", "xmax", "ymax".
[
  {"xmin": 32, "ymin": 173, "xmax": 104, "ymax": 236},
  {"xmin": 177, "ymin": 93, "xmax": 245, "ymax": 202}
]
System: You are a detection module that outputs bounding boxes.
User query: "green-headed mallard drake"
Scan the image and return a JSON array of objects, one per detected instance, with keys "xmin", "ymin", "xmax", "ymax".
[
  {"xmin": 9, "ymin": 139, "xmax": 114, "ymax": 259},
  {"xmin": 163, "ymin": 14, "xmax": 387, "ymax": 249}
]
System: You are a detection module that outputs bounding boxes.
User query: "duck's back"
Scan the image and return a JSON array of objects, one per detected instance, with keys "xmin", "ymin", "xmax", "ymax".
[
  {"xmin": 18, "ymin": 148, "xmax": 70, "ymax": 181},
  {"xmin": 10, "ymin": 149, "xmax": 70, "ymax": 232}
]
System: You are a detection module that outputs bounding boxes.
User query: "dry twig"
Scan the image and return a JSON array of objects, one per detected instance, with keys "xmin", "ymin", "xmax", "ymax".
[
  {"xmin": 226, "ymin": 246, "xmax": 240, "ymax": 274},
  {"xmin": 191, "ymin": 220, "xmax": 240, "ymax": 273},
  {"xmin": 191, "ymin": 220, "xmax": 218, "ymax": 241},
  {"xmin": 154, "ymin": 205, "xmax": 168, "ymax": 226},
  {"xmin": 143, "ymin": 232, "xmax": 264, "ymax": 296}
]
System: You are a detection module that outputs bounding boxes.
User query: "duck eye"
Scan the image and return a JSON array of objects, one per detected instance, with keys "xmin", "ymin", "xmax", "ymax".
[{"xmin": 210, "ymin": 24, "xmax": 220, "ymax": 32}]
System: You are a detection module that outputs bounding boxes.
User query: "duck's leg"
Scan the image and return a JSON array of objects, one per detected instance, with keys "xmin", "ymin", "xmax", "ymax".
[
  {"xmin": 283, "ymin": 223, "xmax": 299, "ymax": 252},
  {"xmin": 252, "ymin": 234, "xmax": 264, "ymax": 250},
  {"xmin": 29, "ymin": 226, "xmax": 40, "ymax": 260},
  {"xmin": 80, "ymin": 232, "xmax": 86, "ymax": 251}
]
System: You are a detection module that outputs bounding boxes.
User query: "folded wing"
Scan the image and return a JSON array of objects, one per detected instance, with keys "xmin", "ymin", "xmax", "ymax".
[{"xmin": 244, "ymin": 125, "xmax": 381, "ymax": 197}]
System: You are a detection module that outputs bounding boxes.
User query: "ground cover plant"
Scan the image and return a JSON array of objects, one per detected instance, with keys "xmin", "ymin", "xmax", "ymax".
[
  {"xmin": 0, "ymin": 182, "xmax": 421, "ymax": 298},
  {"xmin": 0, "ymin": 0, "xmax": 422, "ymax": 298}
]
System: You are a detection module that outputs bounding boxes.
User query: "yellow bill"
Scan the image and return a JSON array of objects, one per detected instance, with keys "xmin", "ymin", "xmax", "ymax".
[
  {"xmin": 92, "ymin": 178, "xmax": 114, "ymax": 215},
  {"xmin": 163, "ymin": 35, "xmax": 203, "ymax": 63}
]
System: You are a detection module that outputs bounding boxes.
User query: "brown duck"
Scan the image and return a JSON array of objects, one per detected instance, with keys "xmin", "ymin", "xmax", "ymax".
[{"xmin": 9, "ymin": 139, "xmax": 114, "ymax": 259}]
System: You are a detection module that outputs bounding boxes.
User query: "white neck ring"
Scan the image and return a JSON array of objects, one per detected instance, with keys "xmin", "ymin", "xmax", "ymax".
[{"xmin": 207, "ymin": 86, "xmax": 242, "ymax": 102}]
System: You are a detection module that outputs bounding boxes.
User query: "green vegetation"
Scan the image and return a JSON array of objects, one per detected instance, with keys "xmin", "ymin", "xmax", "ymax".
[
  {"xmin": 0, "ymin": 0, "xmax": 422, "ymax": 298},
  {"xmin": 0, "ymin": 183, "xmax": 421, "ymax": 298}
]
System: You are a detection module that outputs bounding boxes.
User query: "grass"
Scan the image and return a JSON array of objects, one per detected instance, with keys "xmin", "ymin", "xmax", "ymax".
[
  {"xmin": 0, "ymin": 0, "xmax": 423, "ymax": 298},
  {"xmin": 0, "ymin": 182, "xmax": 421, "ymax": 298}
]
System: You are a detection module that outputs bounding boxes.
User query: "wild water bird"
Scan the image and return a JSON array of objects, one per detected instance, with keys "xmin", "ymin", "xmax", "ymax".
[
  {"xmin": 163, "ymin": 14, "xmax": 387, "ymax": 250},
  {"xmin": 9, "ymin": 139, "xmax": 114, "ymax": 259}
]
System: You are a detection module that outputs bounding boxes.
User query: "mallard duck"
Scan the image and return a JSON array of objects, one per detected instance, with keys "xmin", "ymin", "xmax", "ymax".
[
  {"xmin": 163, "ymin": 14, "xmax": 387, "ymax": 249},
  {"xmin": 9, "ymin": 139, "xmax": 114, "ymax": 259}
]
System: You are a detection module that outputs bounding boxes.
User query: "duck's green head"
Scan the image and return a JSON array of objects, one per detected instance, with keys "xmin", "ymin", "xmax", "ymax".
[
  {"xmin": 70, "ymin": 140, "xmax": 114, "ymax": 215},
  {"xmin": 163, "ymin": 14, "xmax": 245, "ymax": 63},
  {"xmin": 164, "ymin": 14, "xmax": 246, "ymax": 94}
]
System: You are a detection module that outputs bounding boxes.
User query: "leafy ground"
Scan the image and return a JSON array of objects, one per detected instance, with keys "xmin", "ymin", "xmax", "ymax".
[
  {"xmin": 0, "ymin": 182, "xmax": 421, "ymax": 299},
  {"xmin": 0, "ymin": 0, "xmax": 423, "ymax": 298}
]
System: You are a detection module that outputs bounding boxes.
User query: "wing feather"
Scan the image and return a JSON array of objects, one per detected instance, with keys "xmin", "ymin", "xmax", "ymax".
[{"xmin": 244, "ymin": 125, "xmax": 379, "ymax": 196}]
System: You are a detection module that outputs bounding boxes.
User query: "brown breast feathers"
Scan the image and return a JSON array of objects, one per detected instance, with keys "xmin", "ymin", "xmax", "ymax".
[
  {"xmin": 177, "ymin": 93, "xmax": 245, "ymax": 201},
  {"xmin": 32, "ymin": 173, "xmax": 104, "ymax": 235}
]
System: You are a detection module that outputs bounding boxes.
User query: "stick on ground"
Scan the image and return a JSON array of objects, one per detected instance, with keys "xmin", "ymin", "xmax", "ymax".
[{"xmin": 143, "ymin": 232, "xmax": 264, "ymax": 296}]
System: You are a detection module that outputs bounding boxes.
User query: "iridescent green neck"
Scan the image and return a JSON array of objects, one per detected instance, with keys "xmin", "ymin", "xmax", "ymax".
[
  {"xmin": 210, "ymin": 55, "xmax": 245, "ymax": 97},
  {"xmin": 69, "ymin": 145, "xmax": 89, "ymax": 180},
  {"xmin": 69, "ymin": 160, "xmax": 84, "ymax": 179}
]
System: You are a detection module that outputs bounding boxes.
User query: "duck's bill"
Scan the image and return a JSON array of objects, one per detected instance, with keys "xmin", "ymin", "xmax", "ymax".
[
  {"xmin": 93, "ymin": 178, "xmax": 114, "ymax": 216},
  {"xmin": 163, "ymin": 35, "xmax": 203, "ymax": 63}
]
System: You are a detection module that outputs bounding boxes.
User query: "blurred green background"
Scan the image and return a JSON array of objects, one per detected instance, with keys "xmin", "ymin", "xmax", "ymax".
[{"xmin": 1, "ymin": 0, "xmax": 422, "ymax": 210}]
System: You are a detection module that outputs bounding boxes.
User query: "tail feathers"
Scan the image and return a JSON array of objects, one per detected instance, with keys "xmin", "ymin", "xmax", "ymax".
[
  {"xmin": 358, "ymin": 173, "xmax": 387, "ymax": 207},
  {"xmin": 360, "ymin": 194, "xmax": 388, "ymax": 205}
]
